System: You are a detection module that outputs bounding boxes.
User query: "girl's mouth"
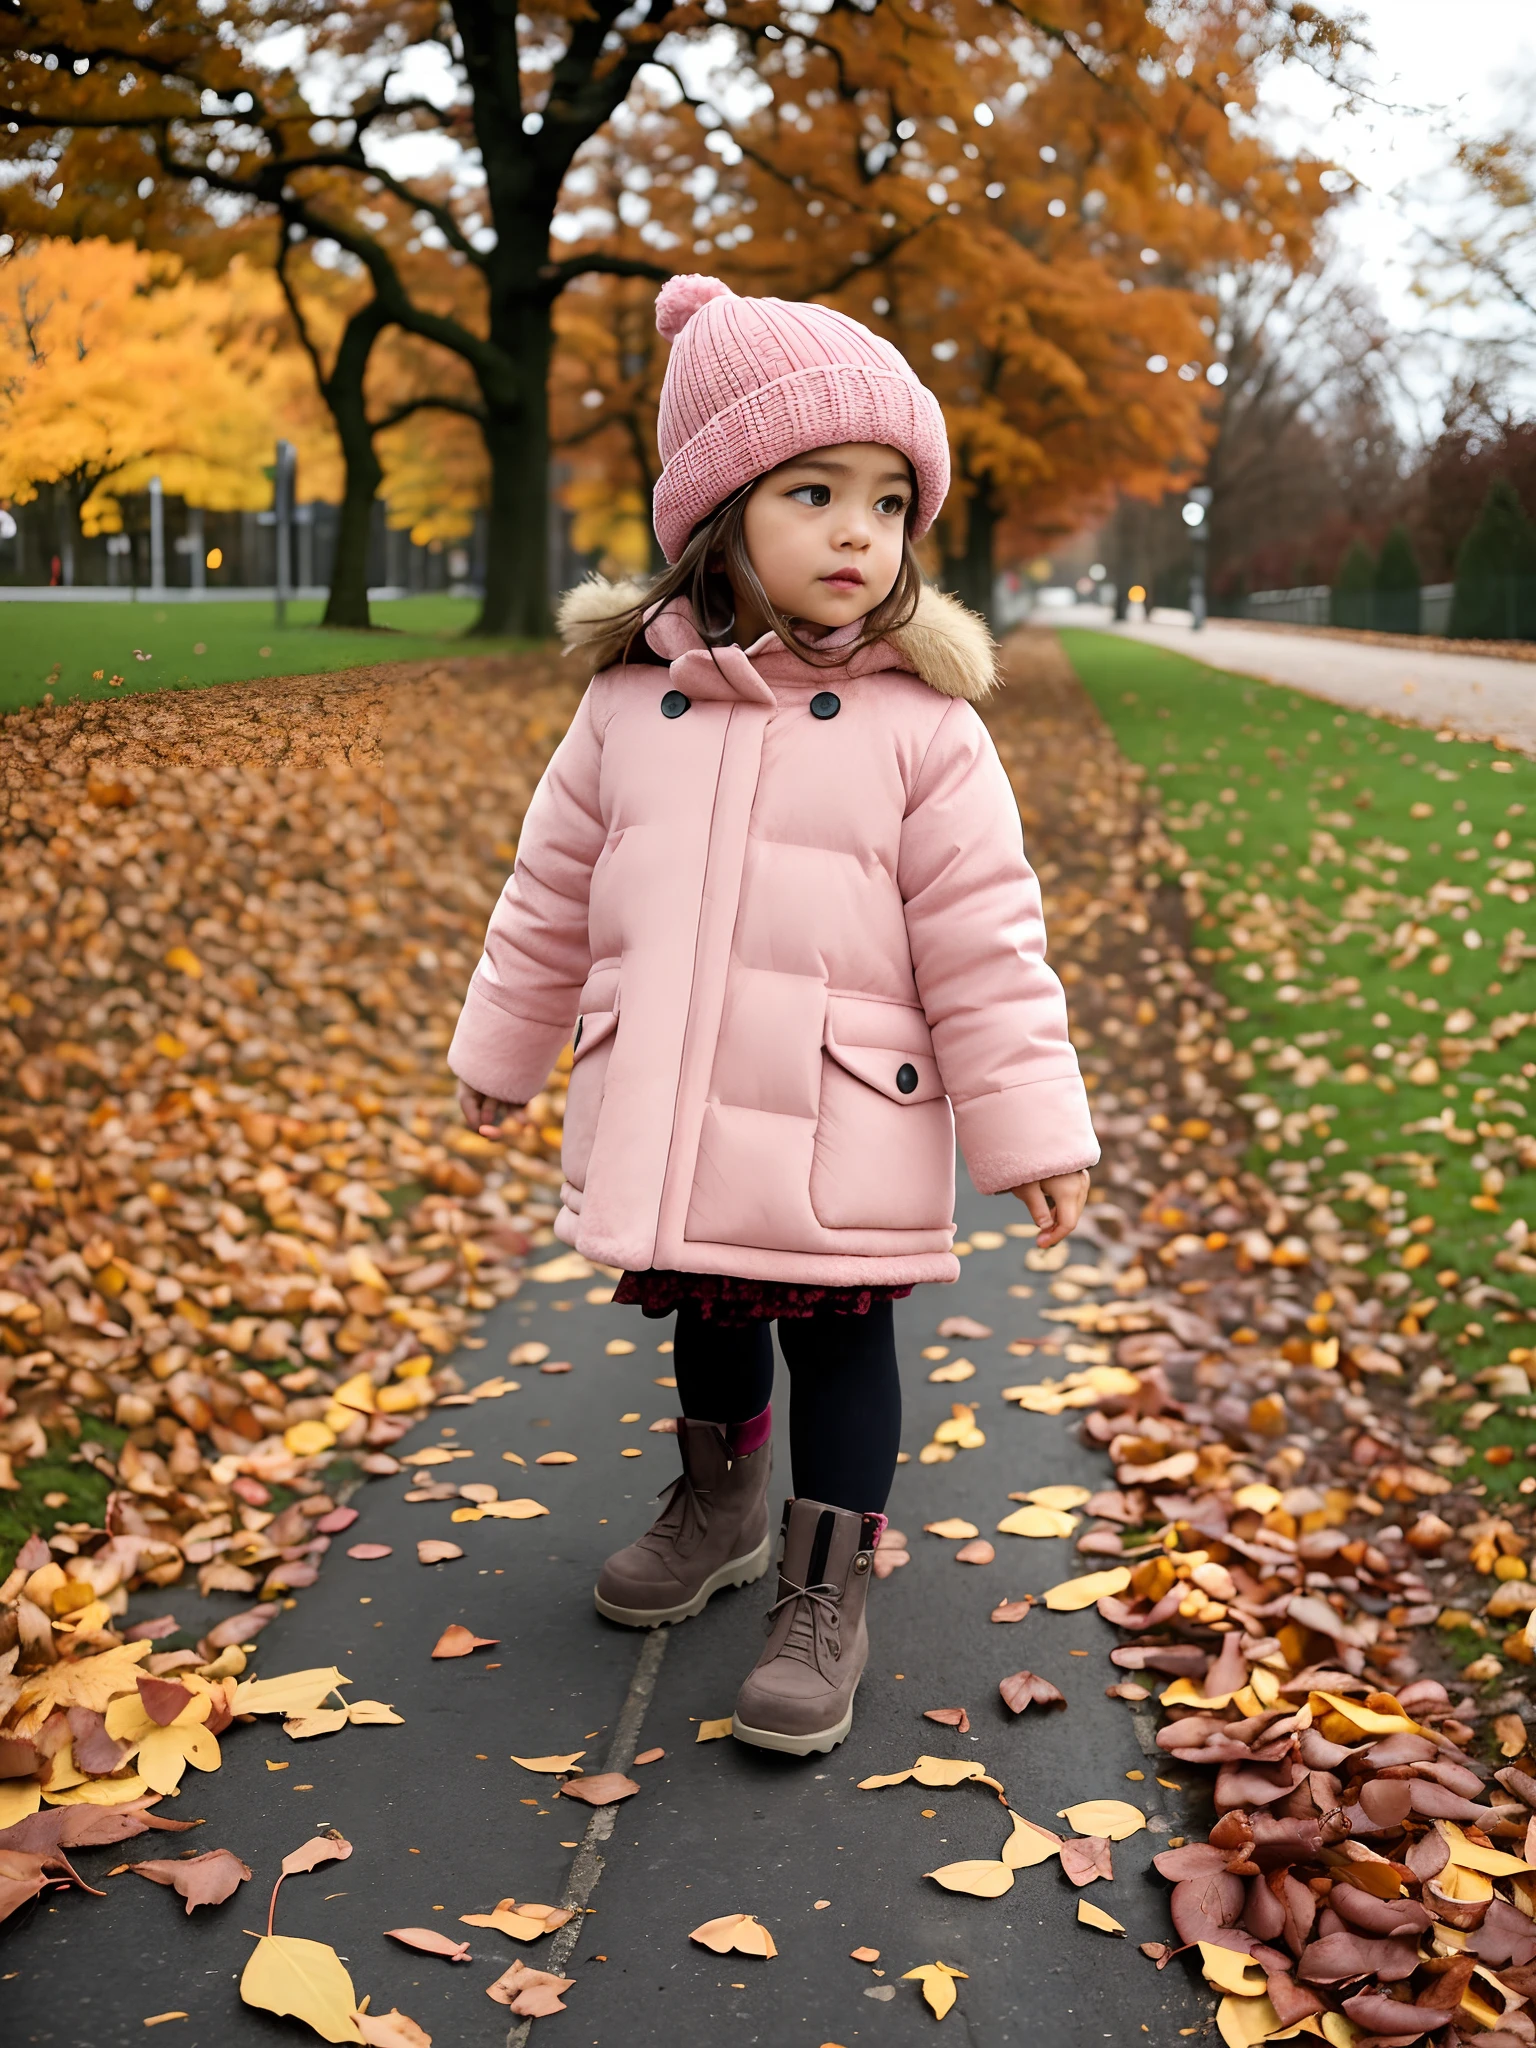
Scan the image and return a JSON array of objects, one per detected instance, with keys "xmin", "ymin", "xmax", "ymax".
[{"xmin": 820, "ymin": 571, "xmax": 865, "ymax": 591}]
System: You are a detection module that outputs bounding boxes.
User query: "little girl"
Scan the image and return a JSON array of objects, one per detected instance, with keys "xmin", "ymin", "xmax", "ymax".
[{"xmin": 451, "ymin": 275, "xmax": 1096, "ymax": 1757}]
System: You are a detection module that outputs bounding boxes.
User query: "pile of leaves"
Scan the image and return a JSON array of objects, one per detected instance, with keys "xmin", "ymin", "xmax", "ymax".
[
  {"xmin": 984, "ymin": 634, "xmax": 1536, "ymax": 2045},
  {"xmin": 0, "ymin": 653, "xmax": 580, "ymax": 1795}
]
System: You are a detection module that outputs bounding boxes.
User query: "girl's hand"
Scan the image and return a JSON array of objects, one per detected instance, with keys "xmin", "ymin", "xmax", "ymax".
[
  {"xmin": 1009, "ymin": 1170, "xmax": 1090, "ymax": 1250},
  {"xmin": 457, "ymin": 1082, "xmax": 524, "ymax": 1139}
]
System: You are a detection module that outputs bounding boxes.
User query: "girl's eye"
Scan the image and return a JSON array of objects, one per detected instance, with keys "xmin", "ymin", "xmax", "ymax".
[
  {"xmin": 787, "ymin": 484, "xmax": 833, "ymax": 507},
  {"xmin": 875, "ymin": 493, "xmax": 909, "ymax": 516}
]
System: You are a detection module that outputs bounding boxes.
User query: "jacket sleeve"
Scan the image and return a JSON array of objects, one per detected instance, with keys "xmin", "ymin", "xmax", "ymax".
[
  {"xmin": 448, "ymin": 685, "xmax": 607, "ymax": 1104},
  {"xmin": 899, "ymin": 698, "xmax": 1098, "ymax": 1194}
]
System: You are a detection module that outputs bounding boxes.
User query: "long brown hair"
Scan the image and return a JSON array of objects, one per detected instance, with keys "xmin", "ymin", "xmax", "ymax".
[{"xmin": 600, "ymin": 479, "xmax": 924, "ymax": 669}]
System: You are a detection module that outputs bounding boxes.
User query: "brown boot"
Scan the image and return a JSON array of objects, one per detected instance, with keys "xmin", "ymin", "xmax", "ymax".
[
  {"xmin": 731, "ymin": 1498, "xmax": 877, "ymax": 1756},
  {"xmin": 593, "ymin": 1417, "xmax": 772, "ymax": 1627}
]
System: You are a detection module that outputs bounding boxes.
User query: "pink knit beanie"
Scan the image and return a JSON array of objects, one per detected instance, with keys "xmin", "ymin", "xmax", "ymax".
[{"xmin": 651, "ymin": 275, "xmax": 950, "ymax": 564}]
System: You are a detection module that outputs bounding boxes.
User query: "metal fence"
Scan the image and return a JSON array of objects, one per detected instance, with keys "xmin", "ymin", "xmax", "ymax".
[{"xmin": 1216, "ymin": 583, "xmax": 1478, "ymax": 637}]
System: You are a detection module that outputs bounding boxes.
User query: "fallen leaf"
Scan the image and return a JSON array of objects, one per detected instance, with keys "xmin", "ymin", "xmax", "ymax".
[
  {"xmin": 954, "ymin": 1539, "xmax": 996, "ymax": 1565},
  {"xmin": 924, "ymin": 1519, "xmax": 979, "ymax": 1540},
  {"xmin": 1077, "ymin": 1900, "xmax": 1125, "ymax": 1935},
  {"xmin": 232, "ymin": 1670, "xmax": 351, "ymax": 1719},
  {"xmin": 346, "ymin": 1702, "xmax": 403, "ymax": 1727},
  {"xmin": 999, "ymin": 1671, "xmax": 1066, "ymax": 1715},
  {"xmin": 902, "ymin": 1962, "xmax": 967, "ymax": 2020},
  {"xmin": 689, "ymin": 1913, "xmax": 777, "ymax": 1957},
  {"xmin": 356, "ymin": 2008, "xmax": 432, "ymax": 2047},
  {"xmin": 1197, "ymin": 1943, "xmax": 1267, "ymax": 1996},
  {"xmin": 132, "ymin": 1848, "xmax": 251, "ymax": 1913},
  {"xmin": 136, "ymin": 1676, "xmax": 194, "ymax": 1727},
  {"xmin": 1495, "ymin": 1713, "xmax": 1528, "ymax": 1759},
  {"xmin": 924, "ymin": 1708, "xmax": 971, "ymax": 1734},
  {"xmin": 417, "ymin": 1541, "xmax": 465, "ymax": 1564},
  {"xmin": 509, "ymin": 1752, "xmax": 584, "ymax": 1773},
  {"xmin": 1043, "ymin": 1568, "xmax": 1131, "ymax": 1611},
  {"xmin": 241, "ymin": 1935, "xmax": 363, "ymax": 2044},
  {"xmin": 928, "ymin": 1359, "xmax": 977, "ymax": 1384},
  {"xmin": 385, "ymin": 1927, "xmax": 474, "ymax": 1963},
  {"xmin": 1057, "ymin": 1800, "xmax": 1145, "ymax": 1841},
  {"xmin": 346, "ymin": 1545, "xmax": 392, "ymax": 1561},
  {"xmin": 1001, "ymin": 1812, "xmax": 1062, "ymax": 1868},
  {"xmin": 460, "ymin": 1900, "xmax": 572, "ymax": 1941},
  {"xmin": 1060, "ymin": 1830, "xmax": 1117, "ymax": 1888},
  {"xmin": 283, "ymin": 1710, "xmax": 351, "ymax": 1741},
  {"xmin": 281, "ymin": 1834, "xmax": 353, "ymax": 1877},
  {"xmin": 633, "ymin": 1748, "xmax": 665, "ymax": 1766},
  {"xmin": 996, "ymin": 1505, "xmax": 1080, "ymax": 1540},
  {"xmin": 484, "ymin": 1960, "xmax": 576, "ymax": 2013},
  {"xmin": 535, "ymin": 1451, "xmax": 578, "ymax": 1465},
  {"xmin": 557, "ymin": 1773, "xmax": 639, "ymax": 1807},
  {"xmin": 1014, "ymin": 1485, "xmax": 1092, "ymax": 1510},
  {"xmin": 937, "ymin": 1316, "xmax": 992, "ymax": 1339},
  {"xmin": 990, "ymin": 1598, "xmax": 1034, "ymax": 1623},
  {"xmin": 454, "ymin": 1500, "xmax": 547, "ymax": 1521},
  {"xmin": 926, "ymin": 1859, "xmax": 1015, "ymax": 1898},
  {"xmin": 509, "ymin": 1342, "xmax": 551, "ymax": 1365},
  {"xmin": 142, "ymin": 2015, "xmax": 189, "ymax": 2028},
  {"xmin": 912, "ymin": 1756, "xmax": 993, "ymax": 1788},
  {"xmin": 850, "ymin": 1945, "xmax": 881, "ymax": 1963},
  {"xmin": 696, "ymin": 1718, "xmax": 733, "ymax": 1742},
  {"xmin": 432, "ymin": 1626, "xmax": 498, "ymax": 1660}
]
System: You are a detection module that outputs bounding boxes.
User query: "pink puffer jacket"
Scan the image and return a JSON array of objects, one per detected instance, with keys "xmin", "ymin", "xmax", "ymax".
[{"xmin": 449, "ymin": 581, "xmax": 1097, "ymax": 1287}]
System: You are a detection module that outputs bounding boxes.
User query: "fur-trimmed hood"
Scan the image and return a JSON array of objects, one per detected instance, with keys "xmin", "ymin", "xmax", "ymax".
[{"xmin": 556, "ymin": 575, "xmax": 999, "ymax": 703}]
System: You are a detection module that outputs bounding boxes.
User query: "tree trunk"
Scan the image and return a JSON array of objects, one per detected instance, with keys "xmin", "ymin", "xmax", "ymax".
[
  {"xmin": 942, "ymin": 480, "xmax": 998, "ymax": 628},
  {"xmin": 471, "ymin": 301, "xmax": 553, "ymax": 639},
  {"xmin": 320, "ymin": 301, "xmax": 388, "ymax": 630}
]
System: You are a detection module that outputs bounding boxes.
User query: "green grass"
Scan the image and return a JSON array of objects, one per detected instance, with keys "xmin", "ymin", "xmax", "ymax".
[
  {"xmin": 1060, "ymin": 628, "xmax": 1536, "ymax": 1497},
  {"xmin": 0, "ymin": 595, "xmax": 535, "ymax": 711},
  {"xmin": 0, "ymin": 1428, "xmax": 118, "ymax": 1573}
]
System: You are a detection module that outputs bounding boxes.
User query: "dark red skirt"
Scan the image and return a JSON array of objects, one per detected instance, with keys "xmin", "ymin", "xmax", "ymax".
[{"xmin": 612, "ymin": 1268, "xmax": 914, "ymax": 1326}]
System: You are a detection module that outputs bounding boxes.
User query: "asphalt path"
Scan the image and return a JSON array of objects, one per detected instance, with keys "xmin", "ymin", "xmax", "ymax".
[{"xmin": 6, "ymin": 1171, "xmax": 1211, "ymax": 2047}]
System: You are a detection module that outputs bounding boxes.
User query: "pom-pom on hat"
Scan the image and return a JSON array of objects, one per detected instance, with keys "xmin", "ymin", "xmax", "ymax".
[{"xmin": 651, "ymin": 274, "xmax": 950, "ymax": 563}]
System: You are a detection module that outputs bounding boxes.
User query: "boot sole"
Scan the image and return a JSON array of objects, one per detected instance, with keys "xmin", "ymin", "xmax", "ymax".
[
  {"xmin": 730, "ymin": 1679, "xmax": 860, "ymax": 1758},
  {"xmin": 592, "ymin": 1534, "xmax": 772, "ymax": 1628}
]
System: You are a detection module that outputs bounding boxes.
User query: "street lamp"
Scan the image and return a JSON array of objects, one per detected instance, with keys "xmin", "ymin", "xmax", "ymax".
[{"xmin": 1183, "ymin": 486, "xmax": 1212, "ymax": 631}]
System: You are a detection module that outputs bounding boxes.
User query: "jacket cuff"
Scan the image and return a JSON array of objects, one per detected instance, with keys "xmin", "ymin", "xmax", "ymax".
[
  {"xmin": 447, "ymin": 980, "xmax": 570, "ymax": 1106},
  {"xmin": 953, "ymin": 1075, "xmax": 1101, "ymax": 1196}
]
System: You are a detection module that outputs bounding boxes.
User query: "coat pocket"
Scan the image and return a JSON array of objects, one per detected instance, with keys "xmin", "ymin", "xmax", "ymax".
[
  {"xmin": 561, "ymin": 1001, "xmax": 619, "ymax": 1193},
  {"xmin": 808, "ymin": 996, "xmax": 955, "ymax": 1232}
]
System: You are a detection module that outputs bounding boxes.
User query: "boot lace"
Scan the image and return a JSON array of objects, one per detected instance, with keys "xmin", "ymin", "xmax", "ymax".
[
  {"xmin": 764, "ymin": 1576, "xmax": 841, "ymax": 1667},
  {"xmin": 634, "ymin": 1471, "xmax": 711, "ymax": 1563}
]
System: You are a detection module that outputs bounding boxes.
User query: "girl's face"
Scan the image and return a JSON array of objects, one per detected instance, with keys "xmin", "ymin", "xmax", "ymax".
[{"xmin": 735, "ymin": 442, "xmax": 913, "ymax": 640}]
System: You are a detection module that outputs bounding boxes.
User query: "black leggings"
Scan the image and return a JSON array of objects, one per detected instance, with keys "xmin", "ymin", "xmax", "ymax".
[{"xmin": 671, "ymin": 1301, "xmax": 902, "ymax": 1514}]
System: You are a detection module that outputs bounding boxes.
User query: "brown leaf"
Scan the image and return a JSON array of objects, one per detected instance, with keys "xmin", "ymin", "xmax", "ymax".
[
  {"xmin": 416, "ymin": 1541, "xmax": 464, "ymax": 1566},
  {"xmin": 924, "ymin": 1708, "xmax": 971, "ymax": 1734},
  {"xmin": 937, "ymin": 1316, "xmax": 993, "ymax": 1339},
  {"xmin": 281, "ymin": 1832, "xmax": 352, "ymax": 1877},
  {"xmin": 633, "ymin": 1748, "xmax": 665, "ymax": 1766},
  {"xmin": 557, "ymin": 1773, "xmax": 640, "ymax": 1807},
  {"xmin": 851, "ymin": 1946, "xmax": 880, "ymax": 1962},
  {"xmin": 1058, "ymin": 1835, "xmax": 1114, "ymax": 1886},
  {"xmin": 347, "ymin": 1544, "xmax": 393, "ymax": 1560},
  {"xmin": 954, "ymin": 1539, "xmax": 995, "ymax": 1565},
  {"xmin": 999, "ymin": 1670, "xmax": 1066, "ymax": 1715},
  {"xmin": 65, "ymin": 1707, "xmax": 130, "ymax": 1776},
  {"xmin": 990, "ymin": 1598, "xmax": 1033, "ymax": 1623},
  {"xmin": 385, "ymin": 1927, "xmax": 473, "ymax": 1963},
  {"xmin": 484, "ymin": 1961, "xmax": 576, "ymax": 2012},
  {"xmin": 132, "ymin": 1848, "xmax": 251, "ymax": 1913},
  {"xmin": 431, "ymin": 1625, "xmax": 498, "ymax": 1659},
  {"xmin": 136, "ymin": 1676, "xmax": 194, "ymax": 1728},
  {"xmin": 356, "ymin": 2008, "xmax": 432, "ymax": 2047}
]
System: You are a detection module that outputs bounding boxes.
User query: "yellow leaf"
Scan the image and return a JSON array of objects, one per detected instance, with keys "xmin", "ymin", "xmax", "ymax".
[
  {"xmin": 163, "ymin": 945, "xmax": 203, "ymax": 979},
  {"xmin": 605, "ymin": 1339, "xmax": 635, "ymax": 1356},
  {"xmin": 1019, "ymin": 1485, "xmax": 1092, "ymax": 1510},
  {"xmin": 1232, "ymin": 1483, "xmax": 1283, "ymax": 1513},
  {"xmin": 1307, "ymin": 1690, "xmax": 1420, "ymax": 1739},
  {"xmin": 1057, "ymin": 1800, "xmax": 1145, "ymax": 1841},
  {"xmin": 137, "ymin": 1722, "xmax": 221, "ymax": 1793},
  {"xmin": 346, "ymin": 1702, "xmax": 404, "ymax": 1726},
  {"xmin": 996, "ymin": 1505, "xmax": 1080, "ymax": 1539},
  {"xmin": 457, "ymin": 1499, "xmax": 548, "ymax": 1521},
  {"xmin": 12, "ymin": 1639, "xmax": 153, "ymax": 1731},
  {"xmin": 233, "ymin": 1669, "xmax": 351, "ymax": 1718},
  {"xmin": 901, "ymin": 1963, "xmax": 967, "ymax": 2021},
  {"xmin": 926, "ymin": 1860, "xmax": 1015, "ymax": 1898},
  {"xmin": 284, "ymin": 1709, "xmax": 351, "ymax": 1741},
  {"xmin": 1215, "ymin": 1993, "xmax": 1289, "ymax": 2048},
  {"xmin": 1200, "ymin": 1943, "xmax": 1268, "ymax": 1996},
  {"xmin": 510, "ymin": 1752, "xmax": 586, "ymax": 1774},
  {"xmin": 0, "ymin": 1779, "xmax": 41, "ymax": 1827},
  {"xmin": 460, "ymin": 1908, "xmax": 551, "ymax": 1943},
  {"xmin": 43, "ymin": 1774, "xmax": 149, "ymax": 1806},
  {"xmin": 329, "ymin": 1372, "xmax": 377, "ymax": 1415},
  {"xmin": 1001, "ymin": 1812, "xmax": 1061, "ymax": 1868},
  {"xmin": 1077, "ymin": 1900, "xmax": 1125, "ymax": 1935},
  {"xmin": 1441, "ymin": 1821, "xmax": 1536, "ymax": 1877},
  {"xmin": 527, "ymin": 1253, "xmax": 594, "ymax": 1282},
  {"xmin": 1044, "ymin": 1568, "xmax": 1131, "ymax": 1611},
  {"xmin": 535, "ymin": 1451, "xmax": 578, "ymax": 1465},
  {"xmin": 689, "ymin": 1913, "xmax": 777, "ymax": 1957},
  {"xmin": 927, "ymin": 1359, "xmax": 977, "ymax": 1383},
  {"xmin": 924, "ymin": 1518, "xmax": 980, "ymax": 1540},
  {"xmin": 911, "ymin": 1757, "xmax": 991, "ymax": 1787},
  {"xmin": 284, "ymin": 1420, "xmax": 337, "ymax": 1457},
  {"xmin": 696, "ymin": 1718, "xmax": 733, "ymax": 1742},
  {"xmin": 346, "ymin": 1247, "xmax": 389, "ymax": 1291},
  {"xmin": 858, "ymin": 1769, "xmax": 915, "ymax": 1789},
  {"xmin": 1158, "ymin": 1677, "xmax": 1242, "ymax": 1712},
  {"xmin": 240, "ymin": 1936, "xmax": 363, "ymax": 2044}
]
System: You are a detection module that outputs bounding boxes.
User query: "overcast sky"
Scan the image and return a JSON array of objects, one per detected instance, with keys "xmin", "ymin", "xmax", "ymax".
[{"xmin": 1268, "ymin": 0, "xmax": 1534, "ymax": 397}]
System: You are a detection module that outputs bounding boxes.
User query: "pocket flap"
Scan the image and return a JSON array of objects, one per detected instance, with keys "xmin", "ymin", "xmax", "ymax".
[
  {"xmin": 571, "ymin": 1007, "xmax": 618, "ymax": 1063},
  {"xmin": 824, "ymin": 1012, "xmax": 944, "ymax": 1105}
]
